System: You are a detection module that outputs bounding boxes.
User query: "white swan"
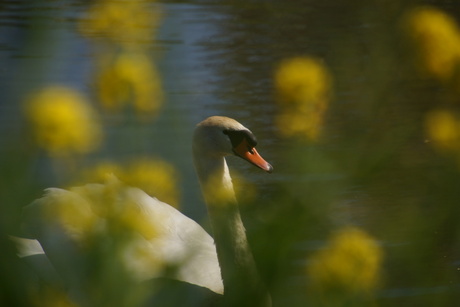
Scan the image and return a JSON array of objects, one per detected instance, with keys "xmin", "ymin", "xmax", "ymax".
[{"xmin": 14, "ymin": 116, "xmax": 272, "ymax": 303}]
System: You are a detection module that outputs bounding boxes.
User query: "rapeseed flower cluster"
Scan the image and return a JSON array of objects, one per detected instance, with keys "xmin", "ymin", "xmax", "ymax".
[
  {"xmin": 425, "ymin": 110, "xmax": 460, "ymax": 158},
  {"xmin": 79, "ymin": 0, "xmax": 163, "ymax": 118},
  {"xmin": 201, "ymin": 171, "xmax": 237, "ymax": 207},
  {"xmin": 308, "ymin": 227, "xmax": 383, "ymax": 303},
  {"xmin": 69, "ymin": 176, "xmax": 159, "ymax": 241},
  {"xmin": 96, "ymin": 52, "xmax": 163, "ymax": 116},
  {"xmin": 404, "ymin": 7, "xmax": 460, "ymax": 162},
  {"xmin": 33, "ymin": 176, "xmax": 164, "ymax": 286},
  {"xmin": 404, "ymin": 6, "xmax": 460, "ymax": 81},
  {"xmin": 44, "ymin": 187, "xmax": 98, "ymax": 241},
  {"xmin": 79, "ymin": 0, "xmax": 161, "ymax": 49},
  {"xmin": 274, "ymin": 57, "xmax": 332, "ymax": 141},
  {"xmin": 25, "ymin": 86, "xmax": 102, "ymax": 157},
  {"xmin": 77, "ymin": 158, "xmax": 180, "ymax": 208}
]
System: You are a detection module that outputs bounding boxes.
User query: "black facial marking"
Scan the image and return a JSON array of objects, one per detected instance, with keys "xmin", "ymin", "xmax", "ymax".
[{"xmin": 223, "ymin": 129, "xmax": 258, "ymax": 148}]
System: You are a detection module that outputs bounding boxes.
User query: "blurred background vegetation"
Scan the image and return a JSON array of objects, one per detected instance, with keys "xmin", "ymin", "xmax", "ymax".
[{"xmin": 2, "ymin": 0, "xmax": 460, "ymax": 306}]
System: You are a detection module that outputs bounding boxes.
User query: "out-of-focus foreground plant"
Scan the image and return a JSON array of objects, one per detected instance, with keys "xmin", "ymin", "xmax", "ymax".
[{"xmin": 268, "ymin": 55, "xmax": 384, "ymax": 306}]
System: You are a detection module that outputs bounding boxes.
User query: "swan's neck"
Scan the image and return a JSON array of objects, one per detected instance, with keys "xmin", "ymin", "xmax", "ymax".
[
  {"xmin": 194, "ymin": 154, "xmax": 237, "ymax": 206},
  {"xmin": 193, "ymin": 153, "xmax": 264, "ymax": 300}
]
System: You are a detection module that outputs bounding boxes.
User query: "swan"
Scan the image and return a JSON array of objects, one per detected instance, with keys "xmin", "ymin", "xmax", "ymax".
[{"xmin": 14, "ymin": 116, "xmax": 273, "ymax": 304}]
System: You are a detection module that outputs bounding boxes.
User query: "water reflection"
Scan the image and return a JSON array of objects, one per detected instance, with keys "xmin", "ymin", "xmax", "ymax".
[{"xmin": 2, "ymin": 0, "xmax": 460, "ymax": 306}]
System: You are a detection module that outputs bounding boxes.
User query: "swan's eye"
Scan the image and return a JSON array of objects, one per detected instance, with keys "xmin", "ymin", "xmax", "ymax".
[{"xmin": 224, "ymin": 129, "xmax": 258, "ymax": 149}]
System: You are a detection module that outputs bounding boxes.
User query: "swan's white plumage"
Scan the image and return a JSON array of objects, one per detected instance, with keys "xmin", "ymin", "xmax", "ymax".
[
  {"xmin": 116, "ymin": 185, "xmax": 223, "ymax": 293},
  {"xmin": 21, "ymin": 177, "xmax": 223, "ymax": 294}
]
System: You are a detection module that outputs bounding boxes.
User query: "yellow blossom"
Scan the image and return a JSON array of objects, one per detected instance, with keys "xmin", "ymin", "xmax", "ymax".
[
  {"xmin": 276, "ymin": 108, "xmax": 326, "ymax": 141},
  {"xmin": 70, "ymin": 174, "xmax": 121, "ymax": 220},
  {"xmin": 59, "ymin": 176, "xmax": 157, "ymax": 242},
  {"xmin": 274, "ymin": 57, "xmax": 332, "ymax": 141},
  {"xmin": 79, "ymin": 0, "xmax": 161, "ymax": 49},
  {"xmin": 96, "ymin": 52, "xmax": 163, "ymax": 118},
  {"xmin": 77, "ymin": 158, "xmax": 180, "ymax": 208},
  {"xmin": 201, "ymin": 170, "xmax": 237, "ymax": 207},
  {"xmin": 425, "ymin": 110, "xmax": 460, "ymax": 153},
  {"xmin": 66, "ymin": 175, "xmax": 160, "ymax": 242},
  {"xmin": 40, "ymin": 188, "xmax": 98, "ymax": 242},
  {"xmin": 403, "ymin": 6, "xmax": 460, "ymax": 80},
  {"xmin": 121, "ymin": 238, "xmax": 164, "ymax": 280},
  {"xmin": 79, "ymin": 0, "xmax": 164, "ymax": 120},
  {"xmin": 25, "ymin": 86, "xmax": 102, "ymax": 156},
  {"xmin": 308, "ymin": 227, "xmax": 383, "ymax": 300},
  {"xmin": 77, "ymin": 162, "xmax": 123, "ymax": 184},
  {"xmin": 74, "ymin": 175, "xmax": 160, "ymax": 240},
  {"xmin": 275, "ymin": 57, "xmax": 331, "ymax": 105},
  {"xmin": 40, "ymin": 176, "xmax": 164, "ymax": 287},
  {"xmin": 122, "ymin": 158, "xmax": 180, "ymax": 208},
  {"xmin": 118, "ymin": 198, "xmax": 159, "ymax": 240}
]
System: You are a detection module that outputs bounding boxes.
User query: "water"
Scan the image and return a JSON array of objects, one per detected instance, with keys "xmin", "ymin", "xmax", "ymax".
[{"xmin": 2, "ymin": 1, "xmax": 460, "ymax": 306}]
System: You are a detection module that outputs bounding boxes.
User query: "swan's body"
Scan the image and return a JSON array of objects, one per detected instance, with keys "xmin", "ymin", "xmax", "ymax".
[
  {"xmin": 15, "ymin": 116, "xmax": 272, "ymax": 303},
  {"xmin": 20, "ymin": 181, "xmax": 224, "ymax": 294}
]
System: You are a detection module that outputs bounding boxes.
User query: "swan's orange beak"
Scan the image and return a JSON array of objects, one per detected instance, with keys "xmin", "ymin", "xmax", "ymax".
[{"xmin": 233, "ymin": 138, "xmax": 273, "ymax": 173}]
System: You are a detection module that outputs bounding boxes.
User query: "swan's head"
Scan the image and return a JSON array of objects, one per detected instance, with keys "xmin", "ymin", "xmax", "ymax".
[{"xmin": 193, "ymin": 116, "xmax": 273, "ymax": 173}]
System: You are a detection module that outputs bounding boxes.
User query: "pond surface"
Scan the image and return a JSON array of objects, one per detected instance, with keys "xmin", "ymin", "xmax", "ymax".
[{"xmin": 2, "ymin": 1, "xmax": 460, "ymax": 306}]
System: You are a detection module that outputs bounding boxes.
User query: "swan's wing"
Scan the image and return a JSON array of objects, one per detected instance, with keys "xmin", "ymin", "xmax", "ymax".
[
  {"xmin": 122, "ymin": 188, "xmax": 224, "ymax": 294},
  {"xmin": 21, "ymin": 182, "xmax": 223, "ymax": 295}
]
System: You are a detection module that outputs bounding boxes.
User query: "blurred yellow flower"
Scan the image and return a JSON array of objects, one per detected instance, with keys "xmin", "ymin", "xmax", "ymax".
[
  {"xmin": 71, "ymin": 174, "xmax": 121, "ymax": 220},
  {"xmin": 403, "ymin": 6, "xmax": 460, "ymax": 80},
  {"xmin": 77, "ymin": 162, "xmax": 123, "ymax": 184},
  {"xmin": 77, "ymin": 158, "xmax": 180, "ymax": 208},
  {"xmin": 79, "ymin": 0, "xmax": 162, "ymax": 49},
  {"xmin": 275, "ymin": 57, "xmax": 331, "ymax": 105},
  {"xmin": 79, "ymin": 0, "xmax": 164, "ymax": 120},
  {"xmin": 37, "ymin": 176, "xmax": 163, "ymax": 280},
  {"xmin": 122, "ymin": 237, "xmax": 164, "ymax": 280},
  {"xmin": 41, "ymin": 188, "xmax": 97, "ymax": 243},
  {"xmin": 25, "ymin": 86, "xmax": 102, "ymax": 156},
  {"xmin": 425, "ymin": 110, "xmax": 460, "ymax": 153},
  {"xmin": 119, "ymin": 198, "xmax": 158, "ymax": 240},
  {"xmin": 123, "ymin": 158, "xmax": 180, "ymax": 208},
  {"xmin": 65, "ymin": 175, "xmax": 160, "ymax": 241},
  {"xmin": 308, "ymin": 227, "xmax": 383, "ymax": 300},
  {"xmin": 96, "ymin": 52, "xmax": 163, "ymax": 118},
  {"xmin": 201, "ymin": 170, "xmax": 237, "ymax": 207},
  {"xmin": 274, "ymin": 57, "xmax": 331, "ymax": 141},
  {"xmin": 276, "ymin": 108, "xmax": 326, "ymax": 141}
]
